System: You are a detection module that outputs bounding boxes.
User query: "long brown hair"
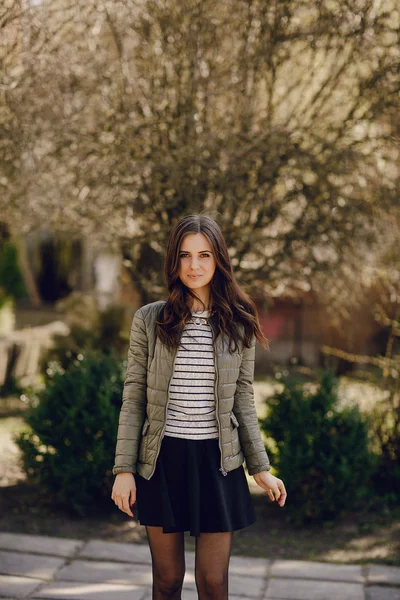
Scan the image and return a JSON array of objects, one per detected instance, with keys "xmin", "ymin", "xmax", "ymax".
[{"xmin": 156, "ymin": 213, "xmax": 270, "ymax": 353}]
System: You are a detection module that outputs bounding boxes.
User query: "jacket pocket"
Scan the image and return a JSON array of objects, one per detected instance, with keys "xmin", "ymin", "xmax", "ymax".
[
  {"xmin": 139, "ymin": 418, "xmax": 150, "ymax": 461},
  {"xmin": 230, "ymin": 412, "xmax": 239, "ymax": 428},
  {"xmin": 142, "ymin": 418, "xmax": 150, "ymax": 435},
  {"xmin": 230, "ymin": 412, "xmax": 240, "ymax": 456}
]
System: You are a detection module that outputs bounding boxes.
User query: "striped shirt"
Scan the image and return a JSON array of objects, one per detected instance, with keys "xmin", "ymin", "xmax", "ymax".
[{"xmin": 164, "ymin": 309, "xmax": 219, "ymax": 440}]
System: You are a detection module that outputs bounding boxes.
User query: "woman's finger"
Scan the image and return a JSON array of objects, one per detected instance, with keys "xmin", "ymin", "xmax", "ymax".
[
  {"xmin": 123, "ymin": 495, "xmax": 134, "ymax": 517},
  {"xmin": 276, "ymin": 482, "xmax": 287, "ymax": 506},
  {"xmin": 128, "ymin": 490, "xmax": 136, "ymax": 517},
  {"xmin": 256, "ymin": 478, "xmax": 277, "ymax": 501},
  {"xmin": 278, "ymin": 481, "xmax": 287, "ymax": 495},
  {"xmin": 266, "ymin": 486, "xmax": 275, "ymax": 501}
]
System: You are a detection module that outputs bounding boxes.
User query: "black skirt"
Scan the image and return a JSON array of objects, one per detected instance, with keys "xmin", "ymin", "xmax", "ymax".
[{"xmin": 134, "ymin": 434, "xmax": 256, "ymax": 537}]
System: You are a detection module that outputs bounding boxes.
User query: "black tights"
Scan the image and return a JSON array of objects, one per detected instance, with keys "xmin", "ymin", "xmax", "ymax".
[{"xmin": 145, "ymin": 526, "xmax": 233, "ymax": 600}]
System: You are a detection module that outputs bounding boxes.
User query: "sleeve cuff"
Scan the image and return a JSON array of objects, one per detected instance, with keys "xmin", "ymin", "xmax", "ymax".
[
  {"xmin": 112, "ymin": 466, "xmax": 137, "ymax": 476},
  {"xmin": 248, "ymin": 464, "xmax": 271, "ymax": 475}
]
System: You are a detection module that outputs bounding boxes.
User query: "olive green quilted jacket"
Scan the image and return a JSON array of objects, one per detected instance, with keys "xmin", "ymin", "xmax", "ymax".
[{"xmin": 112, "ymin": 300, "xmax": 271, "ymax": 479}]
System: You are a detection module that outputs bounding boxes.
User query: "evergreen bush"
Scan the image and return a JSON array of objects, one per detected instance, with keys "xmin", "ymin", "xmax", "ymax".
[
  {"xmin": 14, "ymin": 350, "xmax": 125, "ymax": 516},
  {"xmin": 39, "ymin": 302, "xmax": 127, "ymax": 383},
  {"xmin": 259, "ymin": 369, "xmax": 376, "ymax": 524},
  {"xmin": 0, "ymin": 241, "xmax": 27, "ymax": 301},
  {"xmin": 366, "ymin": 367, "xmax": 400, "ymax": 506}
]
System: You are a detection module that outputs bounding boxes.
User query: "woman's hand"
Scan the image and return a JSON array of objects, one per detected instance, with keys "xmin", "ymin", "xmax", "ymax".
[
  {"xmin": 111, "ymin": 472, "xmax": 136, "ymax": 517},
  {"xmin": 253, "ymin": 470, "xmax": 287, "ymax": 507}
]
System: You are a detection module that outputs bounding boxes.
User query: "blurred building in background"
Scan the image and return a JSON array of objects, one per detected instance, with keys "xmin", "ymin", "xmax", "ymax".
[{"xmin": 0, "ymin": 225, "xmax": 384, "ymax": 389}]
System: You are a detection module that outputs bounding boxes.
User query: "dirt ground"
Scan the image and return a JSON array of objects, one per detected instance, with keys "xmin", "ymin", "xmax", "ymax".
[{"xmin": 1, "ymin": 397, "xmax": 399, "ymax": 565}]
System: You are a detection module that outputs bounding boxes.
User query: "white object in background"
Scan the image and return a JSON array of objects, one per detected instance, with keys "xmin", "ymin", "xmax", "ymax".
[
  {"xmin": 93, "ymin": 252, "xmax": 122, "ymax": 311},
  {"xmin": 0, "ymin": 299, "xmax": 16, "ymax": 336},
  {"xmin": 0, "ymin": 320, "xmax": 70, "ymax": 386}
]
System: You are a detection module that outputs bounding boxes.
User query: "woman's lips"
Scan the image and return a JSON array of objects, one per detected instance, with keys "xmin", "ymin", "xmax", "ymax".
[{"xmin": 188, "ymin": 275, "xmax": 202, "ymax": 279}]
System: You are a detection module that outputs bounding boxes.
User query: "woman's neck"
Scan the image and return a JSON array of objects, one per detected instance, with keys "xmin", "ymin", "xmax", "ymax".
[{"xmin": 190, "ymin": 299, "xmax": 212, "ymax": 312}]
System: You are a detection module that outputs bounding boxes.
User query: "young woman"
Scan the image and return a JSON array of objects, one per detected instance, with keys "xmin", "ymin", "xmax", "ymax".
[{"xmin": 111, "ymin": 213, "xmax": 287, "ymax": 600}]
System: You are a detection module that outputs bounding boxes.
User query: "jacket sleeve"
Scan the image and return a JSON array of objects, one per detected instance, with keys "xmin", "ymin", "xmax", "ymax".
[
  {"xmin": 233, "ymin": 335, "xmax": 271, "ymax": 476},
  {"xmin": 112, "ymin": 308, "xmax": 148, "ymax": 476}
]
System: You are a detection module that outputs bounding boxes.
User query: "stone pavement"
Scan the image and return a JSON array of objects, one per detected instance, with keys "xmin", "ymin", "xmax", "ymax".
[{"xmin": 0, "ymin": 532, "xmax": 399, "ymax": 600}]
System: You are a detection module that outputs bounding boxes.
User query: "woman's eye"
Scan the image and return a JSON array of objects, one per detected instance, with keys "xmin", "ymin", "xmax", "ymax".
[{"xmin": 180, "ymin": 254, "xmax": 210, "ymax": 258}]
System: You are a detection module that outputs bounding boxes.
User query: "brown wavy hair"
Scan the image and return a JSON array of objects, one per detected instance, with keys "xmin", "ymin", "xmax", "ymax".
[{"xmin": 156, "ymin": 213, "xmax": 270, "ymax": 353}]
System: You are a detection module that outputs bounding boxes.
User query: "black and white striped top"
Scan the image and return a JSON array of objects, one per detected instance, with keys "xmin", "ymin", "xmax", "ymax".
[{"xmin": 164, "ymin": 309, "xmax": 219, "ymax": 440}]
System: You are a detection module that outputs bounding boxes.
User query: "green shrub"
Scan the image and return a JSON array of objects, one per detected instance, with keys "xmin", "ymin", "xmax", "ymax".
[
  {"xmin": 0, "ymin": 241, "xmax": 27, "ymax": 301},
  {"xmin": 39, "ymin": 303, "xmax": 128, "ymax": 383},
  {"xmin": 259, "ymin": 369, "xmax": 377, "ymax": 524},
  {"xmin": 366, "ymin": 369, "xmax": 400, "ymax": 506},
  {"xmin": 0, "ymin": 374, "xmax": 24, "ymax": 399},
  {"xmin": 14, "ymin": 351, "xmax": 125, "ymax": 516}
]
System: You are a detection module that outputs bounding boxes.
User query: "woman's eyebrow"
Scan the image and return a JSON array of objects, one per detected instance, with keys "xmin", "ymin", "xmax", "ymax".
[{"xmin": 180, "ymin": 250, "xmax": 212, "ymax": 253}]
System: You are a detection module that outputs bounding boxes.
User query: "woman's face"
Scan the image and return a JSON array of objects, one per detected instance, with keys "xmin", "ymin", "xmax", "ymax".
[{"xmin": 178, "ymin": 233, "xmax": 217, "ymax": 292}]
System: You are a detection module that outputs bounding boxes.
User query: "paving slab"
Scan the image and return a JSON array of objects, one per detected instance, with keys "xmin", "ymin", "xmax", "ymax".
[
  {"xmin": 264, "ymin": 577, "xmax": 364, "ymax": 600},
  {"xmin": 182, "ymin": 570, "xmax": 265, "ymax": 595},
  {"xmin": 53, "ymin": 559, "xmax": 153, "ymax": 586},
  {"xmin": 182, "ymin": 570, "xmax": 196, "ymax": 589},
  {"xmin": 30, "ymin": 580, "xmax": 148, "ymax": 600},
  {"xmin": 229, "ymin": 555, "xmax": 270, "ymax": 577},
  {"xmin": 181, "ymin": 591, "xmax": 198, "ymax": 600},
  {"xmin": 0, "ymin": 550, "xmax": 65, "ymax": 580},
  {"xmin": 2, "ymin": 530, "xmax": 400, "ymax": 600},
  {"xmin": 182, "ymin": 591, "xmax": 244, "ymax": 600},
  {"xmin": 182, "ymin": 573, "xmax": 265, "ymax": 597},
  {"xmin": 228, "ymin": 573, "xmax": 266, "ymax": 597},
  {"xmin": 182, "ymin": 551, "xmax": 196, "ymax": 570},
  {"xmin": 183, "ymin": 552, "xmax": 269, "ymax": 577},
  {"xmin": 0, "ymin": 574, "xmax": 43, "ymax": 599},
  {"xmin": 52, "ymin": 558, "xmax": 197, "ymax": 589},
  {"xmin": 367, "ymin": 586, "xmax": 400, "ymax": 600},
  {"xmin": 0, "ymin": 533, "xmax": 82, "ymax": 558},
  {"xmin": 367, "ymin": 566, "xmax": 400, "ymax": 586},
  {"xmin": 270, "ymin": 559, "xmax": 364, "ymax": 583},
  {"xmin": 77, "ymin": 539, "xmax": 152, "ymax": 565}
]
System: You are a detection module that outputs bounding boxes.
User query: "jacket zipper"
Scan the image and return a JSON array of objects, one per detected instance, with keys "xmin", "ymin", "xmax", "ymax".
[
  {"xmin": 210, "ymin": 321, "xmax": 227, "ymax": 476},
  {"xmin": 148, "ymin": 323, "xmax": 227, "ymax": 478},
  {"xmin": 148, "ymin": 344, "xmax": 179, "ymax": 479}
]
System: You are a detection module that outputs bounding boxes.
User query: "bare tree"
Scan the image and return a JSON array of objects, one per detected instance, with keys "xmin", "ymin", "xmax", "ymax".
[{"xmin": 1, "ymin": 0, "xmax": 399, "ymax": 310}]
